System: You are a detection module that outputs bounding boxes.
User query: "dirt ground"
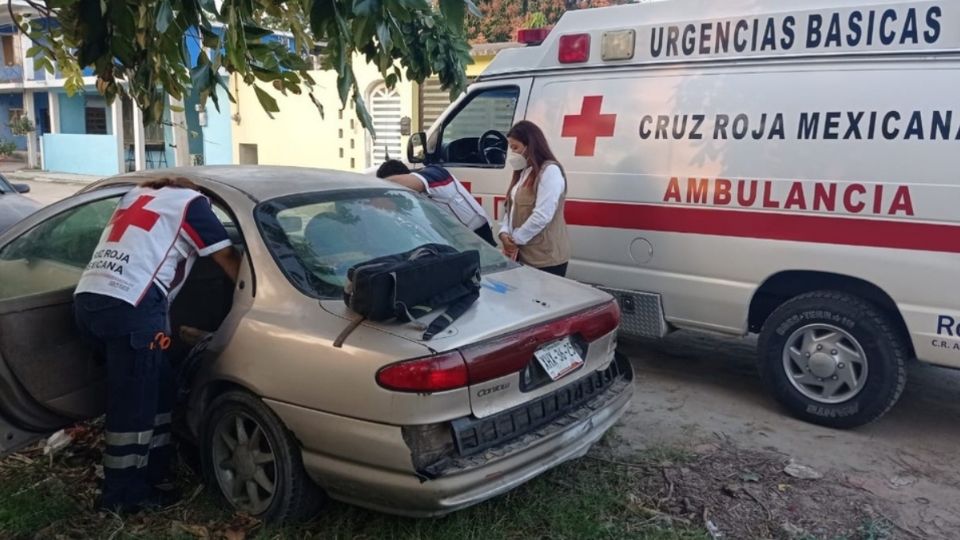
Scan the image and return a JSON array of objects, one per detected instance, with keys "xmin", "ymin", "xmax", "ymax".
[
  {"xmin": 7, "ymin": 176, "xmax": 960, "ymax": 538},
  {"xmin": 618, "ymin": 331, "xmax": 960, "ymax": 539}
]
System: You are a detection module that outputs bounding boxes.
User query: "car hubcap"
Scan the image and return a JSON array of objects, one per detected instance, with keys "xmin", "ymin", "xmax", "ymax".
[
  {"xmin": 211, "ymin": 412, "xmax": 278, "ymax": 515},
  {"xmin": 782, "ymin": 324, "xmax": 868, "ymax": 404}
]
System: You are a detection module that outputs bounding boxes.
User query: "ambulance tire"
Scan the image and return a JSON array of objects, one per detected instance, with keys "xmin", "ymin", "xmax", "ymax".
[
  {"xmin": 202, "ymin": 390, "xmax": 326, "ymax": 523},
  {"xmin": 758, "ymin": 291, "xmax": 908, "ymax": 429}
]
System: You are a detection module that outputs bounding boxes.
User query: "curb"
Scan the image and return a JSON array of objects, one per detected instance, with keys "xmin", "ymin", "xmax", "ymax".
[{"xmin": 5, "ymin": 170, "xmax": 102, "ymax": 186}]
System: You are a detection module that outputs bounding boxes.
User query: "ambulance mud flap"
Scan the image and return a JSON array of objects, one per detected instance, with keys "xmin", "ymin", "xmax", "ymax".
[{"xmin": 597, "ymin": 287, "xmax": 668, "ymax": 339}]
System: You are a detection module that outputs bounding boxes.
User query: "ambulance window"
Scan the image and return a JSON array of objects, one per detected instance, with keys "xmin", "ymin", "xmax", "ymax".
[
  {"xmin": 0, "ymin": 196, "xmax": 121, "ymax": 300},
  {"xmin": 439, "ymin": 87, "xmax": 519, "ymax": 166}
]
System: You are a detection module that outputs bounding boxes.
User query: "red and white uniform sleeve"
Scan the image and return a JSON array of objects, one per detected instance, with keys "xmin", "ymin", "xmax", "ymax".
[{"xmin": 181, "ymin": 197, "xmax": 232, "ymax": 256}]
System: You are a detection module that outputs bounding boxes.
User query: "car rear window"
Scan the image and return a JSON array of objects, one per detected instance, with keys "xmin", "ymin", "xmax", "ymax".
[{"xmin": 256, "ymin": 188, "xmax": 514, "ymax": 299}]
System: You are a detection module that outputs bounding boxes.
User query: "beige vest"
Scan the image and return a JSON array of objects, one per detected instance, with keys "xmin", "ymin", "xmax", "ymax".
[{"xmin": 506, "ymin": 162, "xmax": 571, "ymax": 268}]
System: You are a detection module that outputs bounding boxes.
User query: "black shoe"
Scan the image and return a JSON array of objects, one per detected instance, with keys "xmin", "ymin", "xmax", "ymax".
[
  {"xmin": 152, "ymin": 477, "xmax": 177, "ymax": 492},
  {"xmin": 152, "ymin": 485, "xmax": 182, "ymax": 506}
]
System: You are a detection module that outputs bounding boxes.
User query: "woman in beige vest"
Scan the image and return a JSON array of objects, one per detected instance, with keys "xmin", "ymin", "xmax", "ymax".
[{"xmin": 498, "ymin": 121, "xmax": 571, "ymax": 277}]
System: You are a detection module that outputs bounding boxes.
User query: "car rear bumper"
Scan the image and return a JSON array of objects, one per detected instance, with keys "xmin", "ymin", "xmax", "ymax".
[{"xmin": 284, "ymin": 357, "xmax": 633, "ymax": 517}]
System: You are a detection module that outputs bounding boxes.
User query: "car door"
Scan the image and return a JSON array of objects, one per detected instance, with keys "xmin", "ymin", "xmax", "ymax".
[{"xmin": 0, "ymin": 187, "xmax": 127, "ymax": 456}]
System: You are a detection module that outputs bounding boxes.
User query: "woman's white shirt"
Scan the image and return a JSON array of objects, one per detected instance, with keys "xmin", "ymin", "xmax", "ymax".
[{"xmin": 499, "ymin": 164, "xmax": 565, "ymax": 246}]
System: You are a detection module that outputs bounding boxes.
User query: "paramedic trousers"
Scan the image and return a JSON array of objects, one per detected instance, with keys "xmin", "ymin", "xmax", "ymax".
[
  {"xmin": 473, "ymin": 223, "xmax": 497, "ymax": 247},
  {"xmin": 74, "ymin": 285, "xmax": 175, "ymax": 509}
]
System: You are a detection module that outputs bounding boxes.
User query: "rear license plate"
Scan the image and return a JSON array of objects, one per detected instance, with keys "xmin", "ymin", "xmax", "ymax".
[{"xmin": 534, "ymin": 338, "xmax": 584, "ymax": 381}]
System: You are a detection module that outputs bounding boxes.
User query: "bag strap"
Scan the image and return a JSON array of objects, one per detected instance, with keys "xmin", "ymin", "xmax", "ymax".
[{"xmin": 333, "ymin": 314, "xmax": 365, "ymax": 348}]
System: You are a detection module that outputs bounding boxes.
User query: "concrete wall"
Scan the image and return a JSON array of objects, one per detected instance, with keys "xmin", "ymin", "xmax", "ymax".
[
  {"xmin": 229, "ymin": 57, "xmax": 414, "ymax": 172},
  {"xmin": 202, "ymin": 85, "xmax": 233, "ymax": 165},
  {"xmin": 42, "ymin": 134, "xmax": 120, "ymax": 176},
  {"xmin": 58, "ymin": 93, "xmax": 85, "ymax": 134},
  {"xmin": 58, "ymin": 94, "xmax": 113, "ymax": 135}
]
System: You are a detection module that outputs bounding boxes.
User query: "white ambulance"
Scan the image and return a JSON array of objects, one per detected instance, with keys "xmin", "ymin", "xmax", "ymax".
[{"xmin": 406, "ymin": 0, "xmax": 960, "ymax": 428}]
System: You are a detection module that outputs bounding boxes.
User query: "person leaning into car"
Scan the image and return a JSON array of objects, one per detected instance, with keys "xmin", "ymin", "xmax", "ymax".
[
  {"xmin": 73, "ymin": 176, "xmax": 241, "ymax": 514},
  {"xmin": 499, "ymin": 120, "xmax": 572, "ymax": 277},
  {"xmin": 376, "ymin": 159, "xmax": 497, "ymax": 247}
]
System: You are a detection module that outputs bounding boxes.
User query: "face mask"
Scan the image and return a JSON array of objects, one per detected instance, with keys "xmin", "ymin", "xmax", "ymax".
[{"xmin": 506, "ymin": 151, "xmax": 527, "ymax": 171}]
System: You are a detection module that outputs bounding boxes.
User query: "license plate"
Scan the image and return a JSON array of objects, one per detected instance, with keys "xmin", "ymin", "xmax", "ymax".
[{"xmin": 534, "ymin": 338, "xmax": 584, "ymax": 381}]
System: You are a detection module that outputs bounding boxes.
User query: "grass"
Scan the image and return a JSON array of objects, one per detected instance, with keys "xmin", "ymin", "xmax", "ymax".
[
  {"xmin": 0, "ymin": 446, "xmax": 709, "ymax": 540},
  {"xmin": 0, "ymin": 472, "xmax": 76, "ymax": 537}
]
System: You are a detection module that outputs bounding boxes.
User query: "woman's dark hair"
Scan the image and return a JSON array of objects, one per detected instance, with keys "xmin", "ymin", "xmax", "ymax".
[
  {"xmin": 507, "ymin": 120, "xmax": 560, "ymax": 191},
  {"xmin": 139, "ymin": 176, "xmax": 200, "ymax": 190},
  {"xmin": 376, "ymin": 159, "xmax": 411, "ymax": 178}
]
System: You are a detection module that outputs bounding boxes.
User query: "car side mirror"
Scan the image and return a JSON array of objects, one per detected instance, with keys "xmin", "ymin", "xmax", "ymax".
[
  {"xmin": 407, "ymin": 132, "xmax": 426, "ymax": 164},
  {"xmin": 13, "ymin": 183, "xmax": 29, "ymax": 194}
]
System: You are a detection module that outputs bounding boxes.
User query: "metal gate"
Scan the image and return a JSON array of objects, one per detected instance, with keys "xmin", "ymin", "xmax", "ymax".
[{"xmin": 367, "ymin": 83, "xmax": 402, "ymax": 168}]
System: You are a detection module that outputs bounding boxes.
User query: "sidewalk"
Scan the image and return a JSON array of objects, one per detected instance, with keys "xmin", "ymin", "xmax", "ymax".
[{"xmin": 4, "ymin": 168, "xmax": 102, "ymax": 186}]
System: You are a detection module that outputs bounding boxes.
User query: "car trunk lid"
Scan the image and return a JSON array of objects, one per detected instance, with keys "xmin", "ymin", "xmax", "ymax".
[{"xmin": 323, "ymin": 266, "xmax": 620, "ymax": 418}]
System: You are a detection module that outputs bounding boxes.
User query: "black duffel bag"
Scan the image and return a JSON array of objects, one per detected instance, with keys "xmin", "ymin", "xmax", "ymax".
[{"xmin": 343, "ymin": 244, "xmax": 481, "ymax": 340}]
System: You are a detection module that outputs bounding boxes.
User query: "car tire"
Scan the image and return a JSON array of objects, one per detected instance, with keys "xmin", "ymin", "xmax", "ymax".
[
  {"xmin": 757, "ymin": 291, "xmax": 908, "ymax": 429},
  {"xmin": 201, "ymin": 390, "xmax": 325, "ymax": 523}
]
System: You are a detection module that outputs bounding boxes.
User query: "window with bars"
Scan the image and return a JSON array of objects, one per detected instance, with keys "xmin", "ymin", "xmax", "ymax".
[
  {"xmin": 366, "ymin": 83, "xmax": 403, "ymax": 168},
  {"xmin": 85, "ymin": 108, "xmax": 107, "ymax": 135}
]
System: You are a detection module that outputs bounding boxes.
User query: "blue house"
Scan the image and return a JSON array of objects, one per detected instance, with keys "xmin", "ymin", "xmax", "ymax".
[{"xmin": 0, "ymin": 7, "xmax": 234, "ymax": 176}]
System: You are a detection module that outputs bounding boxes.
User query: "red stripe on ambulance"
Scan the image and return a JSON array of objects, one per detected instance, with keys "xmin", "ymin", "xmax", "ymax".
[{"xmin": 564, "ymin": 201, "xmax": 960, "ymax": 254}]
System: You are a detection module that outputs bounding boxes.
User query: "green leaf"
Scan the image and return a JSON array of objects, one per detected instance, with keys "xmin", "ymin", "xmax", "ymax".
[
  {"xmin": 376, "ymin": 22, "xmax": 392, "ymax": 51},
  {"xmin": 353, "ymin": 0, "xmax": 379, "ymax": 17},
  {"xmin": 336, "ymin": 66, "xmax": 354, "ymax": 105},
  {"xmin": 199, "ymin": 0, "xmax": 219, "ymax": 15},
  {"xmin": 156, "ymin": 0, "xmax": 174, "ymax": 33},
  {"xmin": 199, "ymin": 26, "xmax": 221, "ymax": 48},
  {"xmin": 310, "ymin": 0, "xmax": 336, "ymax": 35},
  {"xmin": 353, "ymin": 87, "xmax": 375, "ymax": 137},
  {"xmin": 242, "ymin": 23, "xmax": 274, "ymax": 40},
  {"xmin": 253, "ymin": 85, "xmax": 280, "ymax": 117},
  {"xmin": 190, "ymin": 62, "xmax": 212, "ymax": 92},
  {"xmin": 400, "ymin": 0, "xmax": 431, "ymax": 11},
  {"xmin": 27, "ymin": 0, "xmax": 470, "ymax": 133},
  {"xmin": 464, "ymin": 0, "xmax": 481, "ymax": 18}
]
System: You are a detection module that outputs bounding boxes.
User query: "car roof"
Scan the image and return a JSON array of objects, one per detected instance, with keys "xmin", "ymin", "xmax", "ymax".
[{"xmin": 92, "ymin": 165, "xmax": 391, "ymax": 202}]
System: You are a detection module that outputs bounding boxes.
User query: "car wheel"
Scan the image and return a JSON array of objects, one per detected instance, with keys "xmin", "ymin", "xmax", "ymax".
[
  {"xmin": 202, "ymin": 390, "xmax": 325, "ymax": 522},
  {"xmin": 757, "ymin": 291, "xmax": 908, "ymax": 429}
]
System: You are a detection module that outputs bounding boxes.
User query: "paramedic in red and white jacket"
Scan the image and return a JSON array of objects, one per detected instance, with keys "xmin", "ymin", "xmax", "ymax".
[
  {"xmin": 73, "ymin": 176, "xmax": 241, "ymax": 514},
  {"xmin": 376, "ymin": 160, "xmax": 497, "ymax": 246}
]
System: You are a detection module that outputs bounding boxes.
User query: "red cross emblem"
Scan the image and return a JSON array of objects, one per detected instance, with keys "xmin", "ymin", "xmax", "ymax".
[
  {"xmin": 561, "ymin": 96, "xmax": 616, "ymax": 157},
  {"xmin": 107, "ymin": 195, "xmax": 161, "ymax": 242}
]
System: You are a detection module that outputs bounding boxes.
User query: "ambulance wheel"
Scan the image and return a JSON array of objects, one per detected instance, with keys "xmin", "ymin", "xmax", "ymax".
[
  {"xmin": 757, "ymin": 291, "xmax": 908, "ymax": 429},
  {"xmin": 202, "ymin": 390, "xmax": 325, "ymax": 523}
]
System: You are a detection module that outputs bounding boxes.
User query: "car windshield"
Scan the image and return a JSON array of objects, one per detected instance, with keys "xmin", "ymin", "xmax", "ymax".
[
  {"xmin": 256, "ymin": 188, "xmax": 514, "ymax": 298},
  {"xmin": 0, "ymin": 175, "xmax": 12, "ymax": 194}
]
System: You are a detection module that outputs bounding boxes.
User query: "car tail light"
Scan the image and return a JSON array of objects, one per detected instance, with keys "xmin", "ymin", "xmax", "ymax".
[
  {"xmin": 376, "ymin": 352, "xmax": 468, "ymax": 392},
  {"xmin": 559, "ymin": 33, "xmax": 591, "ymax": 64},
  {"xmin": 462, "ymin": 300, "xmax": 620, "ymax": 384},
  {"xmin": 376, "ymin": 301, "xmax": 620, "ymax": 392}
]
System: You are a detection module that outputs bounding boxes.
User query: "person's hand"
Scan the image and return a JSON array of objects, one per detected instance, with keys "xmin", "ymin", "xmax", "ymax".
[
  {"xmin": 499, "ymin": 233, "xmax": 517, "ymax": 250},
  {"xmin": 500, "ymin": 234, "xmax": 519, "ymax": 259}
]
